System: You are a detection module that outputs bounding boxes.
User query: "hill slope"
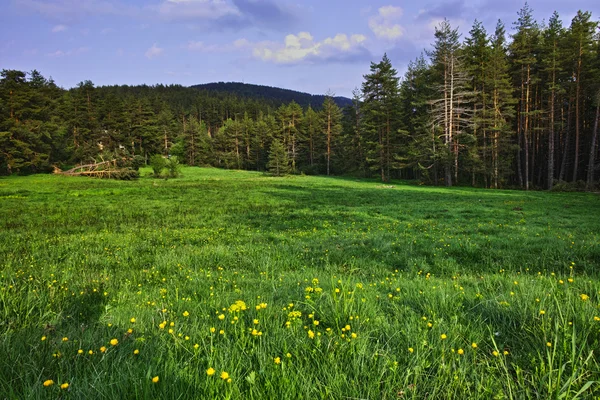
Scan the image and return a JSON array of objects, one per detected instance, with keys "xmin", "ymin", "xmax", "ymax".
[{"xmin": 191, "ymin": 82, "xmax": 352, "ymax": 109}]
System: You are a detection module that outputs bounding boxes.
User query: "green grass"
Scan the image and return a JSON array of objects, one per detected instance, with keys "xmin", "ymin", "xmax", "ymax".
[{"xmin": 1, "ymin": 167, "xmax": 599, "ymax": 399}]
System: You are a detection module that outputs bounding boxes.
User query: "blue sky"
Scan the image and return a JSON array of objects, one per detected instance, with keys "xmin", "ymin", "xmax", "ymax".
[{"xmin": 1, "ymin": 0, "xmax": 598, "ymax": 97}]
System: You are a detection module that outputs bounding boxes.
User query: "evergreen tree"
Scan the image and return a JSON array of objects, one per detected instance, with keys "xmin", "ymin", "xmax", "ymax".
[
  {"xmin": 267, "ymin": 139, "xmax": 289, "ymax": 176},
  {"xmin": 321, "ymin": 93, "xmax": 343, "ymax": 175},
  {"xmin": 361, "ymin": 54, "xmax": 401, "ymax": 182}
]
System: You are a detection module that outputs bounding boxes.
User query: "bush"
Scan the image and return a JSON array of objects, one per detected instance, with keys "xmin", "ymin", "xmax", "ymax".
[
  {"xmin": 166, "ymin": 156, "xmax": 181, "ymax": 178},
  {"xmin": 149, "ymin": 155, "xmax": 167, "ymax": 177}
]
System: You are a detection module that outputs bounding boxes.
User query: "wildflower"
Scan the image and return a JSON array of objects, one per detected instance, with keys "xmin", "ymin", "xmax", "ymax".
[
  {"xmin": 313, "ymin": 320, "xmax": 319, "ymax": 326},
  {"xmin": 427, "ymin": 322, "xmax": 433, "ymax": 328},
  {"xmin": 546, "ymin": 342, "xmax": 552, "ymax": 347},
  {"xmin": 168, "ymin": 329, "xmax": 174, "ymax": 334},
  {"xmin": 253, "ymin": 319, "xmax": 259, "ymax": 325},
  {"xmin": 183, "ymin": 311, "xmax": 189, "ymax": 317},
  {"xmin": 218, "ymin": 314, "xmax": 225, "ymax": 320},
  {"xmin": 110, "ymin": 338, "xmax": 118, "ymax": 346},
  {"xmin": 503, "ymin": 350, "xmax": 509, "ymax": 355},
  {"xmin": 492, "ymin": 351, "xmax": 499, "ymax": 357},
  {"xmin": 345, "ymin": 325, "xmax": 351, "ymax": 331},
  {"xmin": 594, "ymin": 316, "xmax": 600, "ymax": 321},
  {"xmin": 219, "ymin": 330, "xmax": 224, "ymax": 335},
  {"xmin": 457, "ymin": 348, "xmax": 464, "ymax": 355},
  {"xmin": 194, "ymin": 344, "xmax": 199, "ymax": 349},
  {"xmin": 152, "ymin": 376, "xmax": 159, "ymax": 383},
  {"xmin": 133, "ymin": 349, "xmax": 140, "ymax": 355},
  {"xmin": 41, "ymin": 336, "xmax": 46, "ymax": 341},
  {"xmin": 539, "ymin": 310, "xmax": 545, "ymax": 315},
  {"xmin": 351, "ymin": 333, "xmax": 357, "ymax": 339},
  {"xmin": 43, "ymin": 380, "xmax": 54, "ymax": 387},
  {"xmin": 78, "ymin": 349, "xmax": 84, "ymax": 354},
  {"xmin": 220, "ymin": 371, "xmax": 229, "ymax": 380},
  {"xmin": 170, "ymin": 322, "xmax": 175, "ymax": 327},
  {"xmin": 60, "ymin": 383, "xmax": 69, "ymax": 390},
  {"xmin": 286, "ymin": 353, "xmax": 292, "ymax": 358},
  {"xmin": 88, "ymin": 350, "xmax": 94, "ymax": 355},
  {"xmin": 274, "ymin": 357, "xmax": 281, "ymax": 364},
  {"xmin": 100, "ymin": 346, "xmax": 106, "ymax": 353},
  {"xmin": 308, "ymin": 330, "xmax": 315, "ymax": 339},
  {"xmin": 207, "ymin": 368, "xmax": 216, "ymax": 376},
  {"xmin": 580, "ymin": 294, "xmax": 589, "ymax": 301},
  {"xmin": 127, "ymin": 329, "xmax": 133, "ymax": 334},
  {"xmin": 408, "ymin": 347, "xmax": 414, "ymax": 353},
  {"xmin": 210, "ymin": 327, "xmax": 216, "ymax": 333},
  {"xmin": 440, "ymin": 334, "xmax": 447, "ymax": 340},
  {"xmin": 159, "ymin": 322, "xmax": 166, "ymax": 329},
  {"xmin": 471, "ymin": 343, "xmax": 478, "ymax": 349},
  {"xmin": 130, "ymin": 318, "xmax": 136, "ymax": 323},
  {"xmin": 62, "ymin": 337, "xmax": 68, "ymax": 342}
]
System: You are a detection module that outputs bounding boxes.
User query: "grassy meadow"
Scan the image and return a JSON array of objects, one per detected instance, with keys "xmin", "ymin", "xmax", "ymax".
[{"xmin": 1, "ymin": 167, "xmax": 599, "ymax": 399}]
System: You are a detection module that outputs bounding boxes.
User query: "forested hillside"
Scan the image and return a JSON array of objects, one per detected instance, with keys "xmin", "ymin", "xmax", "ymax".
[
  {"xmin": 191, "ymin": 82, "xmax": 352, "ymax": 109},
  {"xmin": 1, "ymin": 5, "xmax": 599, "ymax": 189}
]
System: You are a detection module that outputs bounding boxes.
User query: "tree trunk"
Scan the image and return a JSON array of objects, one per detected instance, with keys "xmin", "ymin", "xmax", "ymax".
[{"xmin": 586, "ymin": 97, "xmax": 599, "ymax": 190}]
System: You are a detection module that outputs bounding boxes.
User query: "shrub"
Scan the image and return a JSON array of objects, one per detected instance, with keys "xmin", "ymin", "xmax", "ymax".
[{"xmin": 149, "ymin": 155, "xmax": 167, "ymax": 177}]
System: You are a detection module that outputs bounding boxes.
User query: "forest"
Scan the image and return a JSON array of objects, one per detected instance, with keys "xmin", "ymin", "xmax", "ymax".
[{"xmin": 1, "ymin": 5, "xmax": 599, "ymax": 190}]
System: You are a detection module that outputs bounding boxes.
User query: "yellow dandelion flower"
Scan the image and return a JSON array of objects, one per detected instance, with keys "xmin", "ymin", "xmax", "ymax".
[
  {"xmin": 207, "ymin": 368, "xmax": 216, "ymax": 376},
  {"xmin": 351, "ymin": 333, "xmax": 357, "ymax": 339},
  {"xmin": 159, "ymin": 322, "xmax": 166, "ymax": 329},
  {"xmin": 408, "ymin": 347, "xmax": 414, "ymax": 353},
  {"xmin": 308, "ymin": 330, "xmax": 315, "ymax": 339},
  {"xmin": 62, "ymin": 337, "xmax": 68, "ymax": 342},
  {"xmin": 43, "ymin": 380, "xmax": 54, "ymax": 387},
  {"xmin": 77, "ymin": 349, "xmax": 83, "ymax": 354},
  {"xmin": 492, "ymin": 351, "xmax": 499, "ymax": 357},
  {"xmin": 170, "ymin": 322, "xmax": 175, "ymax": 327},
  {"xmin": 60, "ymin": 383, "xmax": 69, "ymax": 390},
  {"xmin": 168, "ymin": 329, "xmax": 174, "ymax": 334},
  {"xmin": 219, "ymin": 329, "xmax": 225, "ymax": 335},
  {"xmin": 41, "ymin": 336, "xmax": 46, "ymax": 341},
  {"xmin": 580, "ymin": 294, "xmax": 589, "ymax": 301},
  {"xmin": 594, "ymin": 316, "xmax": 600, "ymax": 321},
  {"xmin": 546, "ymin": 342, "xmax": 552, "ymax": 347},
  {"xmin": 218, "ymin": 314, "xmax": 225, "ymax": 320},
  {"xmin": 110, "ymin": 338, "xmax": 118, "ymax": 346},
  {"xmin": 152, "ymin": 376, "xmax": 159, "ymax": 383},
  {"xmin": 313, "ymin": 320, "xmax": 319, "ymax": 326},
  {"xmin": 274, "ymin": 357, "xmax": 281, "ymax": 364},
  {"xmin": 539, "ymin": 310, "xmax": 545, "ymax": 315},
  {"xmin": 100, "ymin": 346, "xmax": 106, "ymax": 353},
  {"xmin": 457, "ymin": 348, "xmax": 464, "ymax": 355},
  {"xmin": 286, "ymin": 353, "xmax": 292, "ymax": 358},
  {"xmin": 130, "ymin": 318, "xmax": 136, "ymax": 323},
  {"xmin": 471, "ymin": 343, "xmax": 477, "ymax": 349},
  {"xmin": 220, "ymin": 371, "xmax": 229, "ymax": 380},
  {"xmin": 183, "ymin": 311, "xmax": 190, "ymax": 317},
  {"xmin": 253, "ymin": 319, "xmax": 259, "ymax": 325},
  {"xmin": 440, "ymin": 334, "xmax": 447, "ymax": 340},
  {"xmin": 88, "ymin": 350, "xmax": 94, "ymax": 355},
  {"xmin": 127, "ymin": 329, "xmax": 133, "ymax": 334},
  {"xmin": 427, "ymin": 322, "xmax": 433, "ymax": 328},
  {"xmin": 133, "ymin": 349, "xmax": 140, "ymax": 355},
  {"xmin": 503, "ymin": 350, "xmax": 509, "ymax": 355}
]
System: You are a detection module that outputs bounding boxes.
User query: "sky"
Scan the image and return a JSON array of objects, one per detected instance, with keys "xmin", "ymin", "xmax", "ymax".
[{"xmin": 1, "ymin": 0, "xmax": 598, "ymax": 97}]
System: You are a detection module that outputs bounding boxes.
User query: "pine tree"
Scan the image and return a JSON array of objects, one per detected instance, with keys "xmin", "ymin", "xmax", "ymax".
[
  {"xmin": 429, "ymin": 19, "xmax": 474, "ymax": 186},
  {"xmin": 267, "ymin": 139, "xmax": 289, "ymax": 176},
  {"xmin": 321, "ymin": 93, "xmax": 343, "ymax": 175},
  {"xmin": 361, "ymin": 54, "xmax": 401, "ymax": 182}
]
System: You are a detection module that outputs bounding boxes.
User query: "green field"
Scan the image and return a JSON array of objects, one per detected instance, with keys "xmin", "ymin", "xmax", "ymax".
[{"xmin": 1, "ymin": 167, "xmax": 599, "ymax": 399}]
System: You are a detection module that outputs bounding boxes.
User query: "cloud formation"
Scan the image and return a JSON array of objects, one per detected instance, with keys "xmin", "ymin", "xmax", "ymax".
[
  {"xmin": 250, "ymin": 32, "xmax": 370, "ymax": 64},
  {"xmin": 51, "ymin": 24, "xmax": 67, "ymax": 32},
  {"xmin": 368, "ymin": 6, "xmax": 404, "ymax": 40},
  {"xmin": 145, "ymin": 43, "xmax": 164, "ymax": 59},
  {"xmin": 47, "ymin": 46, "xmax": 89, "ymax": 57}
]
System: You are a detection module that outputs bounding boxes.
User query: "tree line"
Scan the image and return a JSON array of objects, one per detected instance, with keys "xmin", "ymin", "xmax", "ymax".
[{"xmin": 1, "ymin": 4, "xmax": 599, "ymax": 189}]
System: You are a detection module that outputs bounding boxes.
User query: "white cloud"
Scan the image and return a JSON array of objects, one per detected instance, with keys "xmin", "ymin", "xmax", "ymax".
[
  {"xmin": 145, "ymin": 43, "xmax": 164, "ymax": 59},
  {"xmin": 52, "ymin": 24, "xmax": 67, "ymax": 33},
  {"xmin": 185, "ymin": 40, "xmax": 221, "ymax": 52},
  {"xmin": 369, "ymin": 6, "xmax": 404, "ymax": 40},
  {"xmin": 47, "ymin": 46, "xmax": 89, "ymax": 57},
  {"xmin": 153, "ymin": 0, "xmax": 240, "ymax": 21},
  {"xmin": 251, "ymin": 32, "xmax": 369, "ymax": 64}
]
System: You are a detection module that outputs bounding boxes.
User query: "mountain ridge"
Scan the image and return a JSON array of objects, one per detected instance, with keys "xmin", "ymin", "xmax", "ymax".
[{"xmin": 190, "ymin": 81, "xmax": 352, "ymax": 109}]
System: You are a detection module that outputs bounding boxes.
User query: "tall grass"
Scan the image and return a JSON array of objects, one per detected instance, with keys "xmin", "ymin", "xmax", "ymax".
[{"xmin": 0, "ymin": 168, "xmax": 598, "ymax": 398}]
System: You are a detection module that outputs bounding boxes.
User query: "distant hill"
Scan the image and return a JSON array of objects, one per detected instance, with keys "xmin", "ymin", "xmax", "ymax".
[{"xmin": 191, "ymin": 82, "xmax": 352, "ymax": 109}]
